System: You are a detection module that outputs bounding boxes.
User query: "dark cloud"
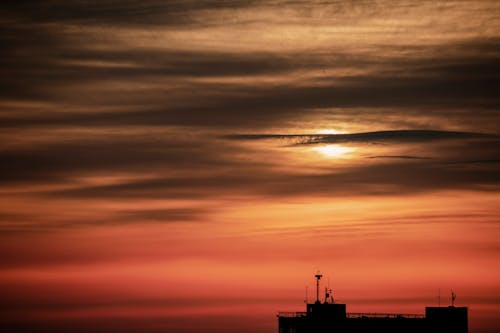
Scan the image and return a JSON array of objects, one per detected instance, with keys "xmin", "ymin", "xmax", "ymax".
[
  {"xmin": 47, "ymin": 174, "xmax": 256, "ymax": 200},
  {"xmin": 0, "ymin": 0, "xmax": 258, "ymax": 27},
  {"xmin": 0, "ymin": 48, "xmax": 319, "ymax": 105},
  {"xmin": 0, "ymin": 134, "xmax": 249, "ymax": 184},
  {"xmin": 0, "ymin": 208, "xmax": 210, "ymax": 235},
  {"xmin": 0, "ymin": 294, "xmax": 291, "ymax": 312},
  {"xmin": 1, "ymin": 129, "xmax": 498, "ymax": 199},
  {"xmin": 224, "ymin": 130, "xmax": 496, "ymax": 144},
  {"xmin": 447, "ymin": 159, "xmax": 500, "ymax": 165},
  {"xmin": 1, "ymin": 26, "xmax": 500, "ymax": 129},
  {"xmin": 259, "ymin": 159, "xmax": 500, "ymax": 197},
  {"xmin": 1, "ymin": 0, "xmax": 499, "ymax": 118},
  {"xmin": 368, "ymin": 155, "xmax": 430, "ymax": 160},
  {"xmin": 111, "ymin": 207, "xmax": 211, "ymax": 225},
  {"xmin": 43, "ymin": 134, "xmax": 500, "ymax": 200}
]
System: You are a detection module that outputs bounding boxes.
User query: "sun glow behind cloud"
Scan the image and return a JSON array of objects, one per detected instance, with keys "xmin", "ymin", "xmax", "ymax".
[
  {"xmin": 312, "ymin": 145, "xmax": 353, "ymax": 158},
  {"xmin": 316, "ymin": 129, "xmax": 343, "ymax": 135}
]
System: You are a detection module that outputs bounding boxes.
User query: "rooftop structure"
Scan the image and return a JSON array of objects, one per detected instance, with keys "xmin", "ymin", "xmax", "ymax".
[{"xmin": 278, "ymin": 274, "xmax": 468, "ymax": 333}]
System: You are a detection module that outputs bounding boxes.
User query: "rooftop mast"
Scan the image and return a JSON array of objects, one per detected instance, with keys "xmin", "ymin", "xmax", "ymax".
[{"xmin": 314, "ymin": 272, "xmax": 323, "ymax": 304}]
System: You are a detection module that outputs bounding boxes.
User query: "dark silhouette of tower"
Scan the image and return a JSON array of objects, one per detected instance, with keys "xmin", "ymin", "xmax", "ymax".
[
  {"xmin": 278, "ymin": 275, "xmax": 468, "ymax": 333},
  {"xmin": 315, "ymin": 273, "xmax": 322, "ymax": 304}
]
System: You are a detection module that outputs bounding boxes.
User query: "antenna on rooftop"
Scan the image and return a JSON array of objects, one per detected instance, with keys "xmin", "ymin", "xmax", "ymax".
[
  {"xmin": 327, "ymin": 275, "xmax": 334, "ymax": 303},
  {"xmin": 451, "ymin": 290, "xmax": 456, "ymax": 307},
  {"xmin": 324, "ymin": 287, "xmax": 334, "ymax": 304},
  {"xmin": 314, "ymin": 271, "xmax": 323, "ymax": 304}
]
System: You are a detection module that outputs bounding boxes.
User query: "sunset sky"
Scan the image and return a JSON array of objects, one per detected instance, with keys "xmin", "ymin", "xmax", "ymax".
[{"xmin": 1, "ymin": 1, "xmax": 499, "ymax": 332}]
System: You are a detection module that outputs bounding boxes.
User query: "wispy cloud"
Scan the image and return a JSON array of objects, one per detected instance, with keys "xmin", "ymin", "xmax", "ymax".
[{"xmin": 224, "ymin": 130, "xmax": 496, "ymax": 144}]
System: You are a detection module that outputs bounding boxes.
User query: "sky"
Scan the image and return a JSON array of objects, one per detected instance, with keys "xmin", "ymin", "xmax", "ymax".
[{"xmin": 0, "ymin": 1, "xmax": 499, "ymax": 332}]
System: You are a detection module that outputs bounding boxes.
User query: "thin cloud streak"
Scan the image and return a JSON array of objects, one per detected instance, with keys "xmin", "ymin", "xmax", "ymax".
[{"xmin": 224, "ymin": 129, "xmax": 496, "ymax": 144}]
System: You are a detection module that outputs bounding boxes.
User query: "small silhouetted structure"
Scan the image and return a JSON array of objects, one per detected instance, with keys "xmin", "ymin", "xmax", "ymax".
[{"xmin": 278, "ymin": 275, "xmax": 468, "ymax": 333}]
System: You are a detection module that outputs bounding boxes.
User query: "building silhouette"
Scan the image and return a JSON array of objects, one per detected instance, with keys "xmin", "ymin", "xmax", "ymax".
[{"xmin": 278, "ymin": 274, "xmax": 468, "ymax": 333}]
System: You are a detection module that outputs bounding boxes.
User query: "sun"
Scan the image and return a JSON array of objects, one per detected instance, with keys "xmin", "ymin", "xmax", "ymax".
[
  {"xmin": 313, "ymin": 145, "xmax": 352, "ymax": 158},
  {"xmin": 316, "ymin": 129, "xmax": 342, "ymax": 134}
]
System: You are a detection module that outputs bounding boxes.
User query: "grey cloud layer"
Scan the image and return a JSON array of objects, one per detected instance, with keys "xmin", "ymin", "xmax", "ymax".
[
  {"xmin": 0, "ymin": 0, "xmax": 258, "ymax": 27},
  {"xmin": 1, "ymin": 1, "xmax": 500, "ymax": 129},
  {"xmin": 2, "ymin": 42, "xmax": 500, "ymax": 131},
  {"xmin": 1, "ymin": 0, "xmax": 499, "ymax": 229},
  {"xmin": 31, "ymin": 131, "xmax": 500, "ymax": 200}
]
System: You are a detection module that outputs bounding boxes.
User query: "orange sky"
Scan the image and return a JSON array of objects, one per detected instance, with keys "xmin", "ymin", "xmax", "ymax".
[{"xmin": 1, "ymin": 1, "xmax": 500, "ymax": 332}]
